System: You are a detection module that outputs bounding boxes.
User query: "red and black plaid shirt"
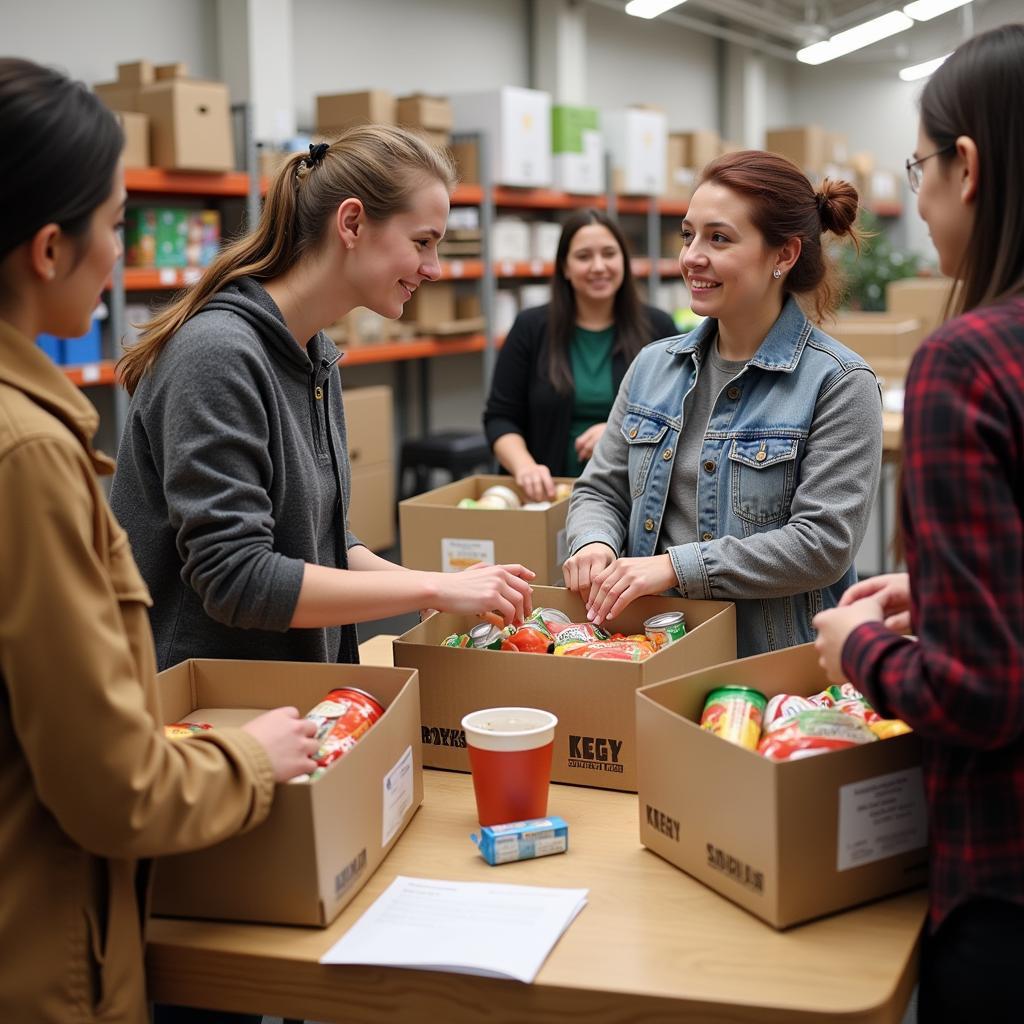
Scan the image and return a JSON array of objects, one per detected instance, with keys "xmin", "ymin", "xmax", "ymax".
[{"xmin": 843, "ymin": 296, "xmax": 1024, "ymax": 932}]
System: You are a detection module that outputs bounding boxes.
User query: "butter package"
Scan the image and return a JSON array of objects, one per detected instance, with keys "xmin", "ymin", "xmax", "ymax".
[{"xmin": 471, "ymin": 817, "xmax": 569, "ymax": 865}]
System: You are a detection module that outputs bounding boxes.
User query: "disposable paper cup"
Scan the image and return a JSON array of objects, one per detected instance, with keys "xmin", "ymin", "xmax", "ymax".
[{"xmin": 461, "ymin": 707, "xmax": 557, "ymax": 826}]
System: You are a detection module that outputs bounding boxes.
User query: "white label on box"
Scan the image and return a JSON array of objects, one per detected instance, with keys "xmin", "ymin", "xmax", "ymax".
[
  {"xmin": 382, "ymin": 745, "xmax": 415, "ymax": 847},
  {"xmin": 837, "ymin": 767, "xmax": 927, "ymax": 871},
  {"xmin": 158, "ymin": 268, "xmax": 177, "ymax": 285},
  {"xmin": 81, "ymin": 364, "xmax": 101, "ymax": 384},
  {"xmin": 441, "ymin": 537, "xmax": 495, "ymax": 572}
]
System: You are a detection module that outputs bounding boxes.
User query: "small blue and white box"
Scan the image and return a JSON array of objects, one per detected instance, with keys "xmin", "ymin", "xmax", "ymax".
[{"xmin": 470, "ymin": 816, "xmax": 568, "ymax": 866}]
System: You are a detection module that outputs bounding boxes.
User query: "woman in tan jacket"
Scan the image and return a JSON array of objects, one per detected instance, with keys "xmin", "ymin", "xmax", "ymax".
[{"xmin": 0, "ymin": 59, "xmax": 320, "ymax": 1023}]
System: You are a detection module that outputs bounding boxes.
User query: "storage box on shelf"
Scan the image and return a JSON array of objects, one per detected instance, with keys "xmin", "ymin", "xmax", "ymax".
[
  {"xmin": 317, "ymin": 89, "xmax": 396, "ymax": 134},
  {"xmin": 886, "ymin": 276, "xmax": 955, "ymax": 337},
  {"xmin": 604, "ymin": 107, "xmax": 668, "ymax": 196},
  {"xmin": 551, "ymin": 105, "xmax": 604, "ymax": 195},
  {"xmin": 151, "ymin": 658, "xmax": 422, "ymax": 927},
  {"xmin": 344, "ymin": 386, "xmax": 396, "ymax": 552},
  {"xmin": 826, "ymin": 312, "xmax": 926, "ymax": 385},
  {"xmin": 393, "ymin": 585, "xmax": 736, "ymax": 791},
  {"xmin": 115, "ymin": 111, "xmax": 150, "ymax": 168},
  {"xmin": 636, "ymin": 642, "xmax": 926, "ymax": 928}
]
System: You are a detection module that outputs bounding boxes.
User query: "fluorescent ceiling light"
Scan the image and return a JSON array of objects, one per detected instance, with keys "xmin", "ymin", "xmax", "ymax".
[
  {"xmin": 797, "ymin": 11, "xmax": 914, "ymax": 65},
  {"xmin": 899, "ymin": 52, "xmax": 952, "ymax": 80},
  {"xmin": 903, "ymin": 0, "xmax": 972, "ymax": 22},
  {"xmin": 625, "ymin": 0, "xmax": 688, "ymax": 18}
]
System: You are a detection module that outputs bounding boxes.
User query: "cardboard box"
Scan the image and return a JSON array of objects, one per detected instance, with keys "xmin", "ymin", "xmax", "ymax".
[
  {"xmin": 94, "ymin": 81, "xmax": 140, "ymax": 114},
  {"xmin": 450, "ymin": 87, "xmax": 552, "ymax": 188},
  {"xmin": 415, "ymin": 128, "xmax": 451, "ymax": 150},
  {"xmin": 135, "ymin": 79, "xmax": 235, "ymax": 172},
  {"xmin": 605, "ymin": 108, "xmax": 667, "ymax": 196},
  {"xmin": 399, "ymin": 475, "xmax": 575, "ymax": 584},
  {"xmin": 344, "ymin": 385, "xmax": 395, "ymax": 551},
  {"xmin": 551, "ymin": 105, "xmax": 604, "ymax": 195},
  {"xmin": 151, "ymin": 659, "xmax": 424, "ymax": 927},
  {"xmin": 859, "ymin": 169, "xmax": 901, "ymax": 206},
  {"xmin": 116, "ymin": 111, "xmax": 149, "ymax": 168},
  {"xmin": 394, "ymin": 585, "xmax": 736, "ymax": 791},
  {"xmin": 317, "ymin": 89, "xmax": 396, "ymax": 134},
  {"xmin": 403, "ymin": 281, "xmax": 456, "ymax": 331},
  {"xmin": 886, "ymin": 277, "xmax": 955, "ymax": 337},
  {"xmin": 827, "ymin": 313, "xmax": 926, "ymax": 378},
  {"xmin": 155, "ymin": 61, "xmax": 188, "ymax": 81},
  {"xmin": 397, "ymin": 93, "xmax": 453, "ymax": 132},
  {"xmin": 636, "ymin": 642, "xmax": 927, "ymax": 928},
  {"xmin": 451, "ymin": 138, "xmax": 479, "ymax": 184},
  {"xmin": 491, "ymin": 217, "xmax": 532, "ymax": 263},
  {"xmin": 117, "ymin": 60, "xmax": 154, "ymax": 87},
  {"xmin": 766, "ymin": 125, "xmax": 828, "ymax": 176}
]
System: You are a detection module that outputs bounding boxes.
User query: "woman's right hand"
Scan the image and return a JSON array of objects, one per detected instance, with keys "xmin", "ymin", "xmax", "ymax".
[
  {"xmin": 431, "ymin": 563, "xmax": 535, "ymax": 625},
  {"xmin": 514, "ymin": 462, "xmax": 556, "ymax": 502},
  {"xmin": 562, "ymin": 542, "xmax": 617, "ymax": 604},
  {"xmin": 242, "ymin": 706, "xmax": 320, "ymax": 783},
  {"xmin": 838, "ymin": 572, "xmax": 912, "ymax": 632}
]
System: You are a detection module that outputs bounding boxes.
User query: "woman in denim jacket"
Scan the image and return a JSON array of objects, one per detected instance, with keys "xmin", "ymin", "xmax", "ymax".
[{"xmin": 564, "ymin": 151, "xmax": 882, "ymax": 657}]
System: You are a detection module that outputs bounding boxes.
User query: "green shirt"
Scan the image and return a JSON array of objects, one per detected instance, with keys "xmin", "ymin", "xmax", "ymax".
[{"xmin": 565, "ymin": 325, "xmax": 615, "ymax": 477}]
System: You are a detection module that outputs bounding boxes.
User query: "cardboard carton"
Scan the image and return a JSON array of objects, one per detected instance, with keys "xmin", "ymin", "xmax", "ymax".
[
  {"xmin": 766, "ymin": 125, "xmax": 828, "ymax": 177},
  {"xmin": 399, "ymin": 475, "xmax": 575, "ymax": 584},
  {"xmin": 94, "ymin": 81, "xmax": 141, "ymax": 113},
  {"xmin": 403, "ymin": 281, "xmax": 456, "ymax": 331},
  {"xmin": 636, "ymin": 642, "xmax": 927, "ymax": 928},
  {"xmin": 397, "ymin": 93, "xmax": 453, "ymax": 132},
  {"xmin": 345, "ymin": 385, "xmax": 395, "ymax": 552},
  {"xmin": 450, "ymin": 87, "xmax": 552, "ymax": 188},
  {"xmin": 551, "ymin": 105, "xmax": 604, "ymax": 195},
  {"xmin": 117, "ymin": 60, "xmax": 155, "ymax": 87},
  {"xmin": 151, "ymin": 659, "xmax": 423, "ymax": 926},
  {"xmin": 886, "ymin": 277, "xmax": 955, "ymax": 338},
  {"xmin": 451, "ymin": 138, "xmax": 479, "ymax": 184},
  {"xmin": 116, "ymin": 111, "xmax": 149, "ymax": 168},
  {"xmin": 605, "ymin": 108, "xmax": 667, "ymax": 196},
  {"xmin": 394, "ymin": 585, "xmax": 736, "ymax": 791},
  {"xmin": 316, "ymin": 89, "xmax": 396, "ymax": 134},
  {"xmin": 827, "ymin": 313, "xmax": 926, "ymax": 383},
  {"xmin": 135, "ymin": 78, "xmax": 235, "ymax": 172}
]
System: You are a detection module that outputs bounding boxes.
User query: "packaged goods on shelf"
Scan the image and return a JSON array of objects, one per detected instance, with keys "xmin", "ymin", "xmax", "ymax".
[
  {"xmin": 403, "ymin": 282, "xmax": 484, "ymax": 335},
  {"xmin": 325, "ymin": 308, "xmax": 411, "ymax": 347},
  {"xmin": 491, "ymin": 217, "xmax": 532, "ymax": 263},
  {"xmin": 668, "ymin": 130, "xmax": 720, "ymax": 178},
  {"xmin": 857, "ymin": 169, "xmax": 901, "ymax": 207},
  {"xmin": 551, "ymin": 105, "xmax": 604, "ymax": 195},
  {"xmin": 316, "ymin": 89, "xmax": 396, "ymax": 134},
  {"xmin": 38, "ymin": 305, "xmax": 105, "ymax": 366},
  {"xmin": 185, "ymin": 210, "xmax": 221, "ymax": 268},
  {"xmin": 530, "ymin": 222, "xmax": 562, "ymax": 263},
  {"xmin": 494, "ymin": 290, "xmax": 519, "ymax": 337},
  {"xmin": 604, "ymin": 107, "xmax": 667, "ymax": 196},
  {"xmin": 115, "ymin": 111, "xmax": 149, "ymax": 168},
  {"xmin": 397, "ymin": 93, "xmax": 453, "ymax": 132},
  {"xmin": 450, "ymin": 87, "xmax": 552, "ymax": 188},
  {"xmin": 765, "ymin": 124, "xmax": 831, "ymax": 178},
  {"xmin": 125, "ymin": 207, "xmax": 221, "ymax": 269}
]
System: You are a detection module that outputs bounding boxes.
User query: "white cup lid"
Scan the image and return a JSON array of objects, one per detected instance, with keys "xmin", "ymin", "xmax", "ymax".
[{"xmin": 461, "ymin": 706, "xmax": 557, "ymax": 752}]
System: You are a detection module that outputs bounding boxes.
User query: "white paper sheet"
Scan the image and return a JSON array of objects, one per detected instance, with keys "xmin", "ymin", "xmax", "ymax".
[{"xmin": 319, "ymin": 875, "xmax": 588, "ymax": 983}]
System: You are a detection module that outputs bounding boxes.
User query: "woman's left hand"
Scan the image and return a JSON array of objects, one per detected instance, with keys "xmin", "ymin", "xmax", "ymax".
[
  {"xmin": 812, "ymin": 598, "xmax": 885, "ymax": 683},
  {"xmin": 574, "ymin": 422, "xmax": 607, "ymax": 463},
  {"xmin": 585, "ymin": 555, "xmax": 677, "ymax": 625}
]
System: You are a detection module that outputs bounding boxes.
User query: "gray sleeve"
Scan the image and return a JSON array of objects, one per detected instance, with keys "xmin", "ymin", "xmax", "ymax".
[
  {"xmin": 670, "ymin": 365, "xmax": 882, "ymax": 599},
  {"xmin": 156, "ymin": 336, "xmax": 305, "ymax": 631},
  {"xmin": 565, "ymin": 361, "xmax": 637, "ymax": 557}
]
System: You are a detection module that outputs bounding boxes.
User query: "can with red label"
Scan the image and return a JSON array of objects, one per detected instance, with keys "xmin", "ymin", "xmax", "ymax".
[
  {"xmin": 699, "ymin": 686, "xmax": 767, "ymax": 750},
  {"xmin": 306, "ymin": 687, "xmax": 385, "ymax": 769}
]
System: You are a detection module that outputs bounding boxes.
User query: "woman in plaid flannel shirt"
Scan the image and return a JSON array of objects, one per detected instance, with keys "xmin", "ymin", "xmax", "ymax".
[{"xmin": 814, "ymin": 24, "xmax": 1024, "ymax": 1024}]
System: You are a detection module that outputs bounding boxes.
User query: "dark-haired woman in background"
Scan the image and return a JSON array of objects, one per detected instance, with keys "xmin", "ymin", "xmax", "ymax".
[
  {"xmin": 565, "ymin": 152, "xmax": 883, "ymax": 658},
  {"xmin": 483, "ymin": 209, "xmax": 677, "ymax": 500},
  {"xmin": 814, "ymin": 24, "xmax": 1024, "ymax": 1022}
]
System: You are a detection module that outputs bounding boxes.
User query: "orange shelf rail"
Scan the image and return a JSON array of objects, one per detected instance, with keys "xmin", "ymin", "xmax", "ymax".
[
  {"xmin": 340, "ymin": 334, "xmax": 495, "ymax": 366},
  {"xmin": 63, "ymin": 361, "xmax": 119, "ymax": 387},
  {"xmin": 124, "ymin": 168, "xmax": 253, "ymax": 197}
]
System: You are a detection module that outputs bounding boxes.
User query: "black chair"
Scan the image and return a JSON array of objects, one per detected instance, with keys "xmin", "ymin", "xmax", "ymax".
[{"xmin": 398, "ymin": 430, "xmax": 493, "ymax": 499}]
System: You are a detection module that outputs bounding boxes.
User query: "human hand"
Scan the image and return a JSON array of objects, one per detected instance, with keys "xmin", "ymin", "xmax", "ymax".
[
  {"xmin": 812, "ymin": 598, "xmax": 885, "ymax": 683},
  {"xmin": 241, "ymin": 706, "xmax": 320, "ymax": 783},
  {"xmin": 432, "ymin": 563, "xmax": 535, "ymax": 625},
  {"xmin": 838, "ymin": 572, "xmax": 911, "ymax": 632},
  {"xmin": 514, "ymin": 462, "xmax": 556, "ymax": 502},
  {"xmin": 574, "ymin": 422, "xmax": 606, "ymax": 463},
  {"xmin": 561, "ymin": 542, "xmax": 616, "ymax": 605},
  {"xmin": 585, "ymin": 554, "xmax": 677, "ymax": 626}
]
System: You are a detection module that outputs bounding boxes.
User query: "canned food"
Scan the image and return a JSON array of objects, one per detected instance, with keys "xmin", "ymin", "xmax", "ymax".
[
  {"xmin": 165, "ymin": 721, "xmax": 213, "ymax": 740},
  {"xmin": 550, "ymin": 621, "xmax": 609, "ymax": 646},
  {"xmin": 763, "ymin": 693, "xmax": 817, "ymax": 732},
  {"xmin": 644, "ymin": 611, "xmax": 687, "ymax": 648},
  {"xmin": 307, "ymin": 687, "xmax": 385, "ymax": 769},
  {"xmin": 507, "ymin": 622, "xmax": 553, "ymax": 654},
  {"xmin": 468, "ymin": 621, "xmax": 506, "ymax": 651},
  {"xmin": 441, "ymin": 632, "xmax": 471, "ymax": 648},
  {"xmin": 700, "ymin": 686, "xmax": 767, "ymax": 751},
  {"xmin": 757, "ymin": 709, "xmax": 876, "ymax": 762},
  {"xmin": 528, "ymin": 607, "xmax": 573, "ymax": 635},
  {"xmin": 559, "ymin": 639, "xmax": 655, "ymax": 662}
]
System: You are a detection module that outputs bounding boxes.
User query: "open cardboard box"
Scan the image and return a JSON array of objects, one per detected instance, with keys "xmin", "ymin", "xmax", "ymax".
[
  {"xmin": 399, "ymin": 474, "xmax": 576, "ymax": 585},
  {"xmin": 151, "ymin": 659, "xmax": 423, "ymax": 927},
  {"xmin": 394, "ymin": 585, "xmax": 735, "ymax": 792},
  {"xmin": 636, "ymin": 642, "xmax": 927, "ymax": 929}
]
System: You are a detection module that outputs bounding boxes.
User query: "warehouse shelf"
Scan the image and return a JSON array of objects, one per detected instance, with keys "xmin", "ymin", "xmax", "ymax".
[
  {"xmin": 62, "ymin": 361, "xmax": 119, "ymax": 387},
  {"xmin": 340, "ymin": 333, "xmax": 505, "ymax": 366},
  {"xmin": 632, "ymin": 258, "xmax": 682, "ymax": 278},
  {"xmin": 124, "ymin": 167, "xmax": 253, "ymax": 197}
]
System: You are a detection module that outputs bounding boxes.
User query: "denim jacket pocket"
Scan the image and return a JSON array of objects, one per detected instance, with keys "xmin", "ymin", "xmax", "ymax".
[
  {"xmin": 728, "ymin": 437, "xmax": 800, "ymax": 525},
  {"xmin": 621, "ymin": 409, "xmax": 670, "ymax": 498}
]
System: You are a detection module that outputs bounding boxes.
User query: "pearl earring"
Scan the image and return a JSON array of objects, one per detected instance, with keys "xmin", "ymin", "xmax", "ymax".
[{"xmin": 772, "ymin": 268, "xmax": 782, "ymax": 279}]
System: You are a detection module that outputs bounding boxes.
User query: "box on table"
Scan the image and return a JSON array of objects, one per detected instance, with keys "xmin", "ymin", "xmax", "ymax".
[
  {"xmin": 886, "ymin": 277, "xmax": 955, "ymax": 338},
  {"xmin": 551, "ymin": 105, "xmax": 604, "ymax": 195},
  {"xmin": 827, "ymin": 313, "xmax": 926, "ymax": 380},
  {"xmin": 450, "ymin": 87, "xmax": 552, "ymax": 188},
  {"xmin": 399, "ymin": 475, "xmax": 575, "ymax": 584},
  {"xmin": 135, "ymin": 77, "xmax": 235, "ymax": 172},
  {"xmin": 394, "ymin": 585, "xmax": 736, "ymax": 791},
  {"xmin": 605, "ymin": 107, "xmax": 667, "ymax": 196},
  {"xmin": 115, "ymin": 111, "xmax": 150, "ymax": 168},
  {"xmin": 317, "ymin": 89, "xmax": 396, "ymax": 134},
  {"xmin": 151, "ymin": 659, "xmax": 423, "ymax": 927},
  {"xmin": 344, "ymin": 385, "xmax": 395, "ymax": 552},
  {"xmin": 397, "ymin": 93, "xmax": 453, "ymax": 132},
  {"xmin": 636, "ymin": 642, "xmax": 927, "ymax": 928},
  {"xmin": 766, "ymin": 125, "xmax": 829, "ymax": 177}
]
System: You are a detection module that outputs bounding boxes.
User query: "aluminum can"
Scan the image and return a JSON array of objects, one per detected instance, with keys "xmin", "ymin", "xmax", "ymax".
[
  {"xmin": 307, "ymin": 687, "xmax": 385, "ymax": 769},
  {"xmin": 528, "ymin": 607, "xmax": 572, "ymax": 635},
  {"xmin": 468, "ymin": 621, "xmax": 506, "ymax": 651},
  {"xmin": 644, "ymin": 611, "xmax": 687, "ymax": 648},
  {"xmin": 700, "ymin": 686, "xmax": 767, "ymax": 751}
]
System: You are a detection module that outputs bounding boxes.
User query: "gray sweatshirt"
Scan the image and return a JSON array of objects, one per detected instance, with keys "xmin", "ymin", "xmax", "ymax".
[{"xmin": 110, "ymin": 277, "xmax": 361, "ymax": 669}]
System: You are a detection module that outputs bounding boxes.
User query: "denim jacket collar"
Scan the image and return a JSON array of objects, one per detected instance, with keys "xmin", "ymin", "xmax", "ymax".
[{"xmin": 665, "ymin": 295, "xmax": 811, "ymax": 374}]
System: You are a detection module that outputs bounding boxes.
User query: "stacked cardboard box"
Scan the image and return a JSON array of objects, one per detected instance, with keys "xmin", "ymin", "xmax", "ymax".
[
  {"xmin": 397, "ymin": 93, "xmax": 453, "ymax": 149},
  {"xmin": 827, "ymin": 312, "xmax": 926, "ymax": 385},
  {"xmin": 886, "ymin": 277, "xmax": 955, "ymax": 338},
  {"xmin": 665, "ymin": 130, "xmax": 720, "ymax": 201},
  {"xmin": 344, "ymin": 386, "xmax": 396, "ymax": 552},
  {"xmin": 316, "ymin": 89, "xmax": 396, "ymax": 136}
]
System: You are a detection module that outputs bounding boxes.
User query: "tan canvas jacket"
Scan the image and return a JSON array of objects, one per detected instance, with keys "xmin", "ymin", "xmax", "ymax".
[{"xmin": 0, "ymin": 320, "xmax": 275, "ymax": 1023}]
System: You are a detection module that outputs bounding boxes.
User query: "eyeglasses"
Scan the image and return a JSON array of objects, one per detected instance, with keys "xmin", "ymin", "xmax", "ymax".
[{"xmin": 905, "ymin": 144, "xmax": 955, "ymax": 193}]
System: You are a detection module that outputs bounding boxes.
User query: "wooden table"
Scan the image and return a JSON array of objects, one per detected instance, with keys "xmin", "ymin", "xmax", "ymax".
[{"xmin": 145, "ymin": 637, "xmax": 926, "ymax": 1023}]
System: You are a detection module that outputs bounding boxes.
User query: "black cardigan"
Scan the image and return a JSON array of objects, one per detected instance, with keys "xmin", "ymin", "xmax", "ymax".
[{"xmin": 483, "ymin": 303, "xmax": 679, "ymax": 476}]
